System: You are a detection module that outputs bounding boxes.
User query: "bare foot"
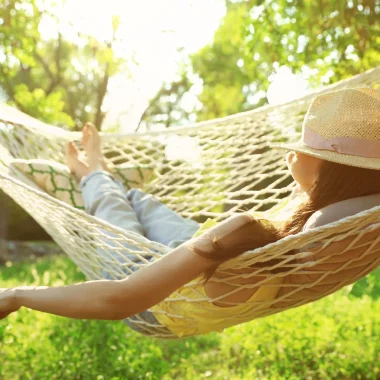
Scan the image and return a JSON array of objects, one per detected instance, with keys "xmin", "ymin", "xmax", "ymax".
[
  {"xmin": 82, "ymin": 123, "xmax": 101, "ymax": 156},
  {"xmin": 65, "ymin": 142, "xmax": 90, "ymax": 182},
  {"xmin": 81, "ymin": 122, "xmax": 110, "ymax": 172}
]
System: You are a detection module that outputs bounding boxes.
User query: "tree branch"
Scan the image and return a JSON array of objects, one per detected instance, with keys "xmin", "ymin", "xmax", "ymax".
[
  {"xmin": 46, "ymin": 32, "xmax": 63, "ymax": 95},
  {"xmin": 94, "ymin": 63, "xmax": 109, "ymax": 130},
  {"xmin": 32, "ymin": 34, "xmax": 62, "ymax": 95}
]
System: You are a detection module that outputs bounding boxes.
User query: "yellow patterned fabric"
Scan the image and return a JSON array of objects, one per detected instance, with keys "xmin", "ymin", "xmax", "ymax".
[
  {"xmin": 151, "ymin": 275, "xmax": 284, "ymax": 337},
  {"xmin": 150, "ymin": 198, "xmax": 292, "ymax": 337}
]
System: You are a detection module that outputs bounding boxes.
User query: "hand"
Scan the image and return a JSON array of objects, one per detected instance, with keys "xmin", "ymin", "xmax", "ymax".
[{"xmin": 0, "ymin": 288, "xmax": 20, "ymax": 320}]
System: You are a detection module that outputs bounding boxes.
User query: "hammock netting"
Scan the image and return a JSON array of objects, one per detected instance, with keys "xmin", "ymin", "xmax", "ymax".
[{"xmin": 0, "ymin": 67, "xmax": 380, "ymax": 339}]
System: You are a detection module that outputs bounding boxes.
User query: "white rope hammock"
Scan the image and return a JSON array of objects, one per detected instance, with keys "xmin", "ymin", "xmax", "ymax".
[{"xmin": 0, "ymin": 67, "xmax": 380, "ymax": 339}]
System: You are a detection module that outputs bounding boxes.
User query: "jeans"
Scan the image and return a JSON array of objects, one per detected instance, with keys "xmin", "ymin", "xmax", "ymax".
[{"xmin": 80, "ymin": 171, "xmax": 200, "ymax": 334}]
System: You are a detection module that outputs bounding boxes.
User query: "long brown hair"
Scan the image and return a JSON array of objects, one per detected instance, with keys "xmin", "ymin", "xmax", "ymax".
[{"xmin": 195, "ymin": 160, "xmax": 380, "ymax": 282}]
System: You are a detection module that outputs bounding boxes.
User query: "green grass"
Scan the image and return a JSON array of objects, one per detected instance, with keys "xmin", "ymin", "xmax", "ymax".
[{"xmin": 0, "ymin": 256, "xmax": 379, "ymax": 380}]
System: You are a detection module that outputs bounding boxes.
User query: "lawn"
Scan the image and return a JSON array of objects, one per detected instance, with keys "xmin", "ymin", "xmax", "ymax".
[{"xmin": 0, "ymin": 255, "xmax": 379, "ymax": 380}]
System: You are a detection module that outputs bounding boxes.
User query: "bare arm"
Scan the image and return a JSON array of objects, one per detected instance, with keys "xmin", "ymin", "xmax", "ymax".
[
  {"xmin": 4, "ymin": 215, "xmax": 249, "ymax": 320},
  {"xmin": 11, "ymin": 241, "xmax": 211, "ymax": 320}
]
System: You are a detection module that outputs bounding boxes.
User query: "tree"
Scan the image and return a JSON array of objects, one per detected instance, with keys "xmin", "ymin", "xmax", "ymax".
[
  {"xmin": 242, "ymin": 0, "xmax": 380, "ymax": 89},
  {"xmin": 139, "ymin": 3, "xmax": 256, "ymax": 127},
  {"xmin": 198, "ymin": 0, "xmax": 380, "ymax": 119},
  {"xmin": 190, "ymin": 1, "xmax": 257, "ymax": 122},
  {"xmin": 0, "ymin": 0, "xmax": 128, "ymax": 130},
  {"xmin": 138, "ymin": 66, "xmax": 195, "ymax": 131},
  {"xmin": 0, "ymin": 0, "xmax": 130, "ymax": 244},
  {"xmin": 144, "ymin": 0, "xmax": 380, "ymax": 126}
]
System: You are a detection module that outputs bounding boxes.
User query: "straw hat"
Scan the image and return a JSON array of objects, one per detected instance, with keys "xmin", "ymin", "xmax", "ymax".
[{"xmin": 271, "ymin": 87, "xmax": 380, "ymax": 170}]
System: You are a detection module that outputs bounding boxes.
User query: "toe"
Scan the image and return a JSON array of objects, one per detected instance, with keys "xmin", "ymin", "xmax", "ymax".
[
  {"xmin": 82, "ymin": 123, "xmax": 94, "ymax": 147},
  {"xmin": 66, "ymin": 141, "xmax": 79, "ymax": 158},
  {"xmin": 86, "ymin": 122, "xmax": 99, "ymax": 138},
  {"xmin": 85, "ymin": 122, "xmax": 96, "ymax": 132}
]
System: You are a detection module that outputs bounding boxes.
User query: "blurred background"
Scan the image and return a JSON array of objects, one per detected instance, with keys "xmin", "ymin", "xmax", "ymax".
[
  {"xmin": 0, "ymin": 2, "xmax": 380, "ymax": 378},
  {"xmin": 0, "ymin": 0, "xmax": 379, "ymax": 252},
  {"xmin": 1, "ymin": 0, "xmax": 379, "ymax": 133}
]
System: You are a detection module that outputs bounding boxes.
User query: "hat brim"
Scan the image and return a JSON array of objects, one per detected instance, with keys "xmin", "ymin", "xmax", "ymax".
[{"xmin": 271, "ymin": 141, "xmax": 380, "ymax": 170}]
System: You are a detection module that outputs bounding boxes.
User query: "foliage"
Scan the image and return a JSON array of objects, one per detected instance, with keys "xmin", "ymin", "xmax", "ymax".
[
  {"xmin": 0, "ymin": 255, "xmax": 379, "ymax": 379},
  {"xmin": 195, "ymin": 0, "xmax": 380, "ymax": 120},
  {"xmin": 145, "ymin": 0, "xmax": 380, "ymax": 126},
  {"xmin": 0, "ymin": 0, "xmax": 128, "ymax": 130},
  {"xmin": 139, "ymin": 66, "xmax": 194, "ymax": 131},
  {"xmin": 242, "ymin": 0, "xmax": 380, "ymax": 88},
  {"xmin": 350, "ymin": 267, "xmax": 380, "ymax": 300},
  {"xmin": 191, "ymin": 2, "xmax": 257, "ymax": 122}
]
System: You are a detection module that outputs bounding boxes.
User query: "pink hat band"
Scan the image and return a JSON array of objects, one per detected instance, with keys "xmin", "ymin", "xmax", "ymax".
[{"xmin": 303, "ymin": 126, "xmax": 380, "ymax": 159}]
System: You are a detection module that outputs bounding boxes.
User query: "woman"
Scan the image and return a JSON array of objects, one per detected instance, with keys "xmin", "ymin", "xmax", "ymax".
[{"xmin": 1, "ymin": 87, "xmax": 380, "ymax": 338}]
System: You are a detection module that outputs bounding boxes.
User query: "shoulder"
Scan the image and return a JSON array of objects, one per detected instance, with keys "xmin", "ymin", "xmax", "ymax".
[{"xmin": 303, "ymin": 193, "xmax": 380, "ymax": 232}]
